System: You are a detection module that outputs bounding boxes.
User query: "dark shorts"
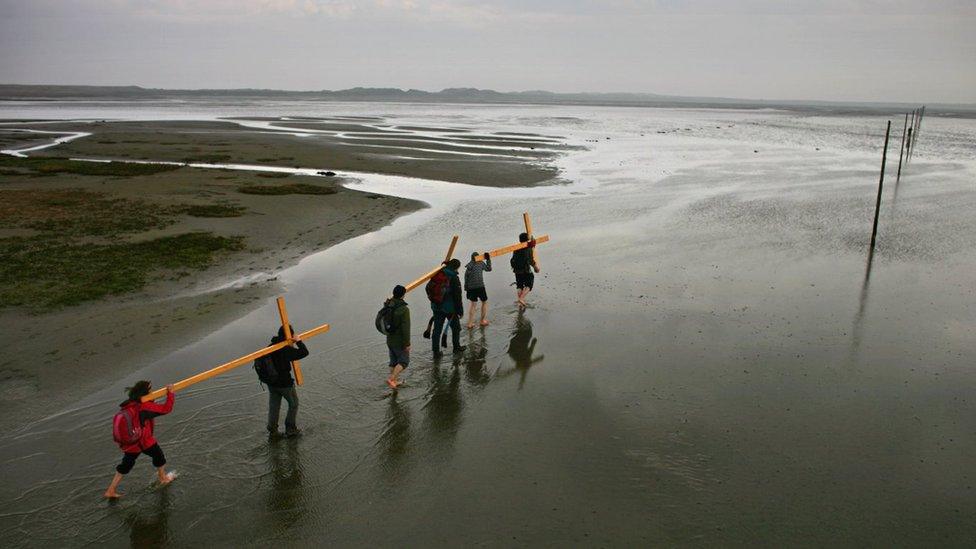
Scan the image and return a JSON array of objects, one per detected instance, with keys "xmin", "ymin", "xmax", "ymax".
[
  {"xmin": 466, "ymin": 287, "xmax": 488, "ymax": 302},
  {"xmin": 515, "ymin": 272, "xmax": 535, "ymax": 290},
  {"xmin": 388, "ymin": 345, "xmax": 410, "ymax": 368},
  {"xmin": 117, "ymin": 443, "xmax": 166, "ymax": 475}
]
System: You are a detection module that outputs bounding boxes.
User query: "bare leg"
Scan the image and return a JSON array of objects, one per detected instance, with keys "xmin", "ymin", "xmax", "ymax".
[
  {"xmin": 104, "ymin": 472, "xmax": 124, "ymax": 499},
  {"xmin": 467, "ymin": 301, "xmax": 477, "ymax": 329},
  {"xmin": 480, "ymin": 301, "xmax": 489, "ymax": 325},
  {"xmin": 388, "ymin": 364, "xmax": 404, "ymax": 388}
]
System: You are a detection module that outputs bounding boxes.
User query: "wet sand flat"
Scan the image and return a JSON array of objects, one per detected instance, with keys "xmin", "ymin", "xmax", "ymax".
[
  {"xmin": 25, "ymin": 119, "xmax": 563, "ymax": 187},
  {"xmin": 0, "ymin": 102, "xmax": 974, "ymax": 546}
]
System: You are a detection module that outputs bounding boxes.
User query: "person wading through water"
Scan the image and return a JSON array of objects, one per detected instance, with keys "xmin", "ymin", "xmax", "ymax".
[
  {"xmin": 464, "ymin": 251, "xmax": 492, "ymax": 328},
  {"xmin": 264, "ymin": 325, "xmax": 309, "ymax": 437},
  {"xmin": 381, "ymin": 284, "xmax": 411, "ymax": 389},
  {"xmin": 104, "ymin": 381, "xmax": 175, "ymax": 499},
  {"xmin": 427, "ymin": 258, "xmax": 465, "ymax": 358},
  {"xmin": 511, "ymin": 232, "xmax": 540, "ymax": 308}
]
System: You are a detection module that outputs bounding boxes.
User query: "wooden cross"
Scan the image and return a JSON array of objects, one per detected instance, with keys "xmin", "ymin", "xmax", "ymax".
[
  {"xmin": 141, "ymin": 296, "xmax": 330, "ymax": 402},
  {"xmin": 472, "ymin": 213, "xmax": 549, "ymax": 263},
  {"xmin": 523, "ymin": 212, "xmax": 539, "ymax": 268},
  {"xmin": 401, "ymin": 235, "xmax": 459, "ymax": 294}
]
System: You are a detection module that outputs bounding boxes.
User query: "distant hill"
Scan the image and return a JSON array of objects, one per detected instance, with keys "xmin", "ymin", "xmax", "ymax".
[{"xmin": 1, "ymin": 84, "xmax": 973, "ymax": 116}]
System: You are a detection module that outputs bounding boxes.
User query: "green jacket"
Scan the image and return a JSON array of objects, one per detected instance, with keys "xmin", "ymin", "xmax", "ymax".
[{"xmin": 386, "ymin": 298, "xmax": 410, "ymax": 349}]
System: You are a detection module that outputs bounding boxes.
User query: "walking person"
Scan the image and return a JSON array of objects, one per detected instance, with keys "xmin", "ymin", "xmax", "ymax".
[
  {"xmin": 464, "ymin": 251, "xmax": 492, "ymax": 328},
  {"xmin": 384, "ymin": 285, "xmax": 411, "ymax": 389},
  {"xmin": 511, "ymin": 233, "xmax": 540, "ymax": 308},
  {"xmin": 265, "ymin": 325, "xmax": 309, "ymax": 437},
  {"xmin": 426, "ymin": 259, "xmax": 465, "ymax": 358},
  {"xmin": 104, "ymin": 381, "xmax": 176, "ymax": 499}
]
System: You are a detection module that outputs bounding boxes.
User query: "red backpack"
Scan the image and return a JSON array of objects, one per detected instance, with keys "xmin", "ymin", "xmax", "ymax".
[
  {"xmin": 112, "ymin": 405, "xmax": 142, "ymax": 448},
  {"xmin": 425, "ymin": 270, "xmax": 450, "ymax": 304}
]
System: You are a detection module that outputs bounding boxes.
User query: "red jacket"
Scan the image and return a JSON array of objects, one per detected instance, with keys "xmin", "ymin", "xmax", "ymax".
[{"xmin": 118, "ymin": 392, "xmax": 174, "ymax": 453}]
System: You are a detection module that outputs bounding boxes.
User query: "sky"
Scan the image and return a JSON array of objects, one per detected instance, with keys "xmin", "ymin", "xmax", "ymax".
[{"xmin": 1, "ymin": 0, "xmax": 974, "ymax": 103}]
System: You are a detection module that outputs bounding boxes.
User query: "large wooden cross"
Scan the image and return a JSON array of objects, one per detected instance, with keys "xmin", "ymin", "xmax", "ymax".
[
  {"xmin": 472, "ymin": 212, "xmax": 549, "ymax": 263},
  {"xmin": 142, "ymin": 296, "xmax": 330, "ymax": 402},
  {"xmin": 401, "ymin": 234, "xmax": 459, "ymax": 294}
]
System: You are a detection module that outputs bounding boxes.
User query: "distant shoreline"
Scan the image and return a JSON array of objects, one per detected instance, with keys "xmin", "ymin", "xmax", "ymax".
[{"xmin": 1, "ymin": 84, "xmax": 974, "ymax": 117}]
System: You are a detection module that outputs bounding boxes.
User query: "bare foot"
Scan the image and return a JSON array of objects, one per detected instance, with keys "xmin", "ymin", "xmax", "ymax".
[
  {"xmin": 103, "ymin": 490, "xmax": 121, "ymax": 499},
  {"xmin": 480, "ymin": 319, "xmax": 490, "ymax": 326},
  {"xmin": 466, "ymin": 323, "xmax": 475, "ymax": 329},
  {"xmin": 386, "ymin": 378, "xmax": 398, "ymax": 389}
]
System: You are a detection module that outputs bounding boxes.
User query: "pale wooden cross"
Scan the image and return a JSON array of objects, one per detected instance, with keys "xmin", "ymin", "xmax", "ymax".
[
  {"xmin": 472, "ymin": 212, "xmax": 549, "ymax": 263},
  {"xmin": 142, "ymin": 296, "xmax": 329, "ymax": 402}
]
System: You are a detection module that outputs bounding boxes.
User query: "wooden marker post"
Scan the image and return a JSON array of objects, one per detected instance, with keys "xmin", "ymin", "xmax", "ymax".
[
  {"xmin": 276, "ymin": 296, "xmax": 303, "ymax": 386},
  {"xmin": 141, "ymin": 303, "xmax": 331, "ymax": 402},
  {"xmin": 896, "ymin": 113, "xmax": 909, "ymax": 182},
  {"xmin": 523, "ymin": 212, "xmax": 538, "ymax": 268},
  {"xmin": 869, "ymin": 120, "xmax": 892, "ymax": 251},
  {"xmin": 402, "ymin": 235, "xmax": 459, "ymax": 294}
]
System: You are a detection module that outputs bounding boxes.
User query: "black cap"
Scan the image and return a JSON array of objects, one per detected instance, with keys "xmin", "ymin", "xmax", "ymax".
[{"xmin": 393, "ymin": 285, "xmax": 406, "ymax": 298}]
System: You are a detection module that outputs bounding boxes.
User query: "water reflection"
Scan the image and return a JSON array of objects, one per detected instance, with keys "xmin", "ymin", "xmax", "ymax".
[
  {"xmin": 124, "ymin": 489, "xmax": 171, "ymax": 548},
  {"xmin": 496, "ymin": 311, "xmax": 545, "ymax": 389},
  {"xmin": 462, "ymin": 329, "xmax": 491, "ymax": 387},
  {"xmin": 379, "ymin": 393, "xmax": 412, "ymax": 478},
  {"xmin": 850, "ymin": 246, "xmax": 876, "ymax": 358},
  {"xmin": 423, "ymin": 365, "xmax": 463, "ymax": 442},
  {"xmin": 266, "ymin": 437, "xmax": 305, "ymax": 531}
]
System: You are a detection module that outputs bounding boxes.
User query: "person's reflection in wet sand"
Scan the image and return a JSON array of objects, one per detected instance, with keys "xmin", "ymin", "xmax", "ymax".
[
  {"xmin": 379, "ymin": 392, "xmax": 412, "ymax": 480},
  {"xmin": 266, "ymin": 437, "xmax": 304, "ymax": 531},
  {"xmin": 423, "ymin": 362, "xmax": 463, "ymax": 444},
  {"xmin": 462, "ymin": 328, "xmax": 491, "ymax": 387},
  {"xmin": 125, "ymin": 489, "xmax": 172, "ymax": 547},
  {"xmin": 495, "ymin": 310, "xmax": 544, "ymax": 390}
]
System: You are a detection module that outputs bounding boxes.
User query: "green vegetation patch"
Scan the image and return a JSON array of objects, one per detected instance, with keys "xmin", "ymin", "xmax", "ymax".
[
  {"xmin": 0, "ymin": 233, "xmax": 244, "ymax": 309},
  {"xmin": 238, "ymin": 183, "xmax": 337, "ymax": 196},
  {"xmin": 180, "ymin": 204, "xmax": 247, "ymax": 218},
  {"xmin": 0, "ymin": 189, "xmax": 176, "ymax": 236},
  {"xmin": 181, "ymin": 153, "xmax": 233, "ymax": 164},
  {"xmin": 0, "ymin": 155, "xmax": 180, "ymax": 177},
  {"xmin": 256, "ymin": 172, "xmax": 291, "ymax": 179}
]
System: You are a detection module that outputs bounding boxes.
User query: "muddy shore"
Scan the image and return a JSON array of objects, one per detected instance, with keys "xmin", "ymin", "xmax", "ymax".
[{"xmin": 0, "ymin": 117, "xmax": 566, "ymax": 431}]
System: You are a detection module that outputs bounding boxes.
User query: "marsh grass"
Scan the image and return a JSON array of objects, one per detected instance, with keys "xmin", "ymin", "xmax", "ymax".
[
  {"xmin": 0, "ymin": 189, "xmax": 176, "ymax": 236},
  {"xmin": 0, "ymin": 155, "xmax": 180, "ymax": 177},
  {"xmin": 180, "ymin": 204, "xmax": 247, "ymax": 218},
  {"xmin": 238, "ymin": 183, "xmax": 337, "ymax": 195},
  {"xmin": 0, "ymin": 233, "xmax": 244, "ymax": 309}
]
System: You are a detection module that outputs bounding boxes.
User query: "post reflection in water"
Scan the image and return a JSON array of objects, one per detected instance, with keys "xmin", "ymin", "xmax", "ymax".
[
  {"xmin": 124, "ymin": 489, "xmax": 172, "ymax": 548},
  {"xmin": 496, "ymin": 310, "xmax": 545, "ymax": 390},
  {"xmin": 266, "ymin": 437, "xmax": 305, "ymax": 532},
  {"xmin": 850, "ymin": 246, "xmax": 876, "ymax": 359}
]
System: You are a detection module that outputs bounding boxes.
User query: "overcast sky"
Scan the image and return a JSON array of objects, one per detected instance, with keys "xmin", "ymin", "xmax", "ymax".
[{"xmin": 1, "ymin": 0, "xmax": 973, "ymax": 103}]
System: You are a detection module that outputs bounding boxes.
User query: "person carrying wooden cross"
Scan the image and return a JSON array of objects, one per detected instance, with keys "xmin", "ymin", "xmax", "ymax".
[{"xmin": 511, "ymin": 233, "xmax": 540, "ymax": 308}]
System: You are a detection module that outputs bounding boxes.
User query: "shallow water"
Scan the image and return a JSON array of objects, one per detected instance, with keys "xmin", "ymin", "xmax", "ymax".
[{"xmin": 1, "ymin": 101, "xmax": 975, "ymax": 546}]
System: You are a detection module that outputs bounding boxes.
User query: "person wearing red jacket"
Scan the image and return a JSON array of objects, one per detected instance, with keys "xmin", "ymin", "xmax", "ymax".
[{"xmin": 104, "ymin": 380, "xmax": 175, "ymax": 499}]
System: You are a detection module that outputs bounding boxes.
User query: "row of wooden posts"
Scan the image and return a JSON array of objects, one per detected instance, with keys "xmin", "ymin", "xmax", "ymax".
[
  {"xmin": 142, "ymin": 213, "xmax": 549, "ymax": 402},
  {"xmin": 869, "ymin": 106, "xmax": 925, "ymax": 251}
]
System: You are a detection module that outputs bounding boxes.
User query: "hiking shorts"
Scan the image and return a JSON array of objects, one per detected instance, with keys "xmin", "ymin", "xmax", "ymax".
[
  {"xmin": 515, "ymin": 272, "xmax": 535, "ymax": 290},
  {"xmin": 466, "ymin": 288, "xmax": 488, "ymax": 302},
  {"xmin": 388, "ymin": 345, "xmax": 410, "ymax": 368},
  {"xmin": 117, "ymin": 443, "xmax": 166, "ymax": 474}
]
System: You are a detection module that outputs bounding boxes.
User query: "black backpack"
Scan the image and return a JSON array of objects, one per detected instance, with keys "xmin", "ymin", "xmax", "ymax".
[
  {"xmin": 254, "ymin": 353, "xmax": 278, "ymax": 385},
  {"xmin": 375, "ymin": 299, "xmax": 398, "ymax": 335},
  {"xmin": 511, "ymin": 249, "xmax": 530, "ymax": 272}
]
